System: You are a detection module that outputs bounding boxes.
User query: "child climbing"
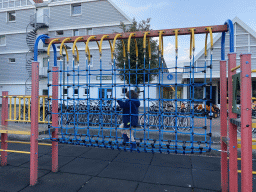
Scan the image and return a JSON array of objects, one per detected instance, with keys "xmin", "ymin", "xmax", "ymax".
[{"xmin": 116, "ymin": 90, "xmax": 140, "ymax": 147}]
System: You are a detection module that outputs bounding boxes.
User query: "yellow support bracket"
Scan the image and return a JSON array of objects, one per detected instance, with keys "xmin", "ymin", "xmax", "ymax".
[
  {"xmin": 205, "ymin": 27, "xmax": 213, "ymax": 57},
  {"xmin": 99, "ymin": 35, "xmax": 109, "ymax": 55},
  {"xmin": 143, "ymin": 32, "xmax": 150, "ymax": 50},
  {"xmin": 174, "ymin": 29, "xmax": 179, "ymax": 55},
  {"xmin": 59, "ymin": 38, "xmax": 71, "ymax": 62},
  {"xmin": 85, "ymin": 36, "xmax": 96, "ymax": 62},
  {"xmin": 127, "ymin": 33, "xmax": 135, "ymax": 54},
  {"xmin": 189, "ymin": 28, "xmax": 195, "ymax": 59},
  {"xmin": 111, "ymin": 34, "xmax": 122, "ymax": 60},
  {"xmin": 47, "ymin": 39, "xmax": 59, "ymax": 56},
  {"xmin": 121, "ymin": 40, "xmax": 126, "ymax": 59},
  {"xmin": 158, "ymin": 31, "xmax": 164, "ymax": 56}
]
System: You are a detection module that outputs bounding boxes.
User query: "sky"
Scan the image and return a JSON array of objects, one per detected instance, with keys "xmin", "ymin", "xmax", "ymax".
[{"xmin": 111, "ymin": 0, "xmax": 256, "ymax": 65}]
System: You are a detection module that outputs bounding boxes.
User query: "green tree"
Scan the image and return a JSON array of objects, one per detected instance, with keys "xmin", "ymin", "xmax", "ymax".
[{"xmin": 115, "ymin": 18, "xmax": 159, "ymax": 86}]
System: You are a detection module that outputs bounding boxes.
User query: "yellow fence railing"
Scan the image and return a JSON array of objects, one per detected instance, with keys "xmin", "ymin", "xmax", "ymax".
[{"xmin": 3, "ymin": 95, "xmax": 52, "ymax": 124}]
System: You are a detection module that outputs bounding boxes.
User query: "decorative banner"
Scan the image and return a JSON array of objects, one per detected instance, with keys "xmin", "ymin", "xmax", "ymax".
[{"xmin": 167, "ymin": 73, "xmax": 173, "ymax": 80}]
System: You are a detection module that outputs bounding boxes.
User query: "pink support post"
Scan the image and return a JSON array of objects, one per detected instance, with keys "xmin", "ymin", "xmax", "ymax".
[
  {"xmin": 1, "ymin": 91, "xmax": 8, "ymax": 166},
  {"xmin": 228, "ymin": 53, "xmax": 238, "ymax": 192},
  {"xmin": 220, "ymin": 61, "xmax": 228, "ymax": 191},
  {"xmin": 52, "ymin": 67, "xmax": 59, "ymax": 172},
  {"xmin": 30, "ymin": 62, "xmax": 39, "ymax": 186},
  {"xmin": 240, "ymin": 53, "xmax": 252, "ymax": 192}
]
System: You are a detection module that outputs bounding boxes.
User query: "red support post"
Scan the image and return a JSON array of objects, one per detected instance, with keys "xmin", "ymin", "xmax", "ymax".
[
  {"xmin": 220, "ymin": 61, "xmax": 228, "ymax": 191},
  {"xmin": 30, "ymin": 62, "xmax": 39, "ymax": 186},
  {"xmin": 1, "ymin": 91, "xmax": 8, "ymax": 166},
  {"xmin": 240, "ymin": 53, "xmax": 252, "ymax": 192},
  {"xmin": 52, "ymin": 67, "xmax": 59, "ymax": 172},
  {"xmin": 228, "ymin": 53, "xmax": 238, "ymax": 192}
]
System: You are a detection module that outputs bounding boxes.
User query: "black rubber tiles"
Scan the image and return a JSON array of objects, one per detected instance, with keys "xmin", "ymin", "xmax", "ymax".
[
  {"xmin": 0, "ymin": 166, "xmax": 49, "ymax": 192},
  {"xmin": 143, "ymin": 166, "xmax": 193, "ymax": 188},
  {"xmin": 238, "ymin": 174, "xmax": 256, "ymax": 192},
  {"xmin": 79, "ymin": 147, "xmax": 120, "ymax": 161},
  {"xmin": 21, "ymin": 172, "xmax": 91, "ymax": 192},
  {"xmin": 20, "ymin": 155, "xmax": 76, "ymax": 170},
  {"xmin": 79, "ymin": 177, "xmax": 138, "ymax": 192},
  {"xmin": 113, "ymin": 151, "xmax": 153, "ymax": 165},
  {"xmin": 191, "ymin": 155, "xmax": 221, "ymax": 171},
  {"xmin": 192, "ymin": 169, "xmax": 221, "ymax": 191},
  {"xmin": 151, "ymin": 153, "xmax": 192, "ymax": 169},
  {"xmin": 4, "ymin": 153, "xmax": 31, "ymax": 167},
  {"xmin": 136, "ymin": 183, "xmax": 192, "ymax": 192},
  {"xmin": 60, "ymin": 157, "xmax": 109, "ymax": 176},
  {"xmin": 58, "ymin": 145, "xmax": 92, "ymax": 157},
  {"xmin": 98, "ymin": 162, "xmax": 149, "ymax": 181}
]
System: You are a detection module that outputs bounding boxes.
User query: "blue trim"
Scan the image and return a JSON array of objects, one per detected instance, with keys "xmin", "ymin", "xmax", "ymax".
[
  {"xmin": 221, "ymin": 19, "xmax": 234, "ymax": 60},
  {"xmin": 221, "ymin": 32, "xmax": 226, "ymax": 60},
  {"xmin": 34, "ymin": 34, "xmax": 57, "ymax": 66},
  {"xmin": 34, "ymin": 34, "xmax": 49, "ymax": 61}
]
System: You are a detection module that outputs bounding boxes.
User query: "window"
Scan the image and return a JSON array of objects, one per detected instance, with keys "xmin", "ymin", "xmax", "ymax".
[
  {"xmin": 73, "ymin": 29, "xmax": 79, "ymax": 36},
  {"xmin": 8, "ymin": 58, "xmax": 15, "ymax": 63},
  {"xmin": 84, "ymin": 88, "xmax": 89, "ymax": 95},
  {"xmin": 56, "ymin": 30, "xmax": 63, "ymax": 36},
  {"xmin": 8, "ymin": 11, "xmax": 15, "ymax": 22},
  {"xmin": 42, "ymin": 89, "xmax": 48, "ymax": 96},
  {"xmin": 122, "ymin": 88, "xmax": 127, "ymax": 94},
  {"xmin": 0, "ymin": 35, "xmax": 6, "ymax": 46},
  {"xmin": 43, "ymin": 58, "xmax": 48, "ymax": 67},
  {"xmin": 72, "ymin": 4, "xmax": 81, "ymax": 15},
  {"xmin": 74, "ymin": 89, "xmax": 78, "ymax": 95},
  {"xmin": 87, "ymin": 28, "xmax": 92, "ymax": 35}
]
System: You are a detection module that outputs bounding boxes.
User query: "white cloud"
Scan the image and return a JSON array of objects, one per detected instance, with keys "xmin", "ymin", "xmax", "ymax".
[{"xmin": 163, "ymin": 42, "xmax": 175, "ymax": 61}]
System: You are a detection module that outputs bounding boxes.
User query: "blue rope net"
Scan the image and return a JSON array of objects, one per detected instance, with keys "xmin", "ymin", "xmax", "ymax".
[{"xmin": 47, "ymin": 35, "xmax": 213, "ymax": 154}]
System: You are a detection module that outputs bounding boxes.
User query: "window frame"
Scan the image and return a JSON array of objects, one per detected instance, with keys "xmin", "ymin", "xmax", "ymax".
[
  {"xmin": 56, "ymin": 30, "xmax": 64, "ymax": 36},
  {"xmin": 73, "ymin": 29, "xmax": 79, "ymax": 36},
  {"xmin": 7, "ymin": 11, "xmax": 16, "ymax": 22},
  {"xmin": 87, "ymin": 28, "xmax": 93, "ymax": 35},
  {"xmin": 71, "ymin": 3, "xmax": 82, "ymax": 16},
  {"xmin": 121, "ymin": 88, "xmax": 127, "ymax": 95},
  {"xmin": 84, "ymin": 88, "xmax": 89, "ymax": 95},
  {"xmin": 8, "ymin": 58, "xmax": 15, "ymax": 63}
]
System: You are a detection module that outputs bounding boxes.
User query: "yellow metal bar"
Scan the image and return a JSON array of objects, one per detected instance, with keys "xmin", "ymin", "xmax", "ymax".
[
  {"xmin": 72, "ymin": 37, "xmax": 83, "ymax": 55},
  {"xmin": 237, "ymin": 138, "xmax": 256, "ymax": 142},
  {"xmin": 28, "ymin": 97, "xmax": 30, "ymax": 121},
  {"xmin": 237, "ymin": 144, "xmax": 256, "ymax": 149},
  {"xmin": 60, "ymin": 37, "xmax": 71, "ymax": 56},
  {"xmin": 99, "ymin": 35, "xmax": 109, "ymax": 55},
  {"xmin": 158, "ymin": 31, "xmax": 164, "ymax": 56},
  {"xmin": 14, "ymin": 97, "xmax": 16, "ymax": 120},
  {"xmin": 9, "ymin": 96, "xmax": 12, "ymax": 120},
  {"xmin": 231, "ymin": 65, "xmax": 240, "ymax": 72},
  {"xmin": 38, "ymin": 97, "xmax": 40, "ymax": 121},
  {"xmin": 143, "ymin": 32, "xmax": 150, "ymax": 50},
  {"xmin": 134, "ymin": 39, "xmax": 138, "ymax": 59},
  {"xmin": 23, "ymin": 97, "xmax": 25, "ymax": 121},
  {"xmin": 43, "ymin": 97, "xmax": 45, "ymax": 122},
  {"xmin": 205, "ymin": 27, "xmax": 213, "ymax": 48},
  {"xmin": 205, "ymin": 33, "xmax": 208, "ymax": 57},
  {"xmin": 108, "ymin": 40, "xmax": 113, "ymax": 60},
  {"xmin": 0, "ymin": 149, "xmax": 30, "ymax": 154},
  {"xmin": 127, "ymin": 33, "xmax": 135, "ymax": 53},
  {"xmin": 0, "ymin": 129, "xmax": 31, "ymax": 135},
  {"xmin": 85, "ymin": 36, "xmax": 96, "ymax": 62},
  {"xmin": 121, "ymin": 40, "xmax": 126, "ymax": 58},
  {"xmin": 148, "ymin": 38, "xmax": 151, "ymax": 59},
  {"xmin": 237, "ymin": 170, "xmax": 256, "ymax": 175},
  {"xmin": 252, "ymin": 69, "xmax": 256, "ymax": 73},
  {"xmin": 111, "ymin": 34, "xmax": 122, "ymax": 60},
  {"xmin": 18, "ymin": 97, "xmax": 21, "ymax": 121},
  {"xmin": 189, "ymin": 28, "xmax": 195, "ymax": 58},
  {"xmin": 47, "ymin": 39, "xmax": 59, "ymax": 56},
  {"xmin": 0, "ymin": 140, "xmax": 52, "ymax": 146},
  {"xmin": 174, "ymin": 29, "xmax": 179, "ymax": 51}
]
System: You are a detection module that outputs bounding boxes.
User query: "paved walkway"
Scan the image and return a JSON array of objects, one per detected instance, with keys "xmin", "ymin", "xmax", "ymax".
[{"xmin": 1, "ymin": 142, "xmax": 256, "ymax": 192}]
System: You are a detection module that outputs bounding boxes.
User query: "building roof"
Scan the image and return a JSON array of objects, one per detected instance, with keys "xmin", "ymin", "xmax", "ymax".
[{"xmin": 194, "ymin": 17, "xmax": 256, "ymax": 62}]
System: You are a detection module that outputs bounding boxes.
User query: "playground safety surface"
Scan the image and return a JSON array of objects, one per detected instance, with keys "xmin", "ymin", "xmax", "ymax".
[{"xmin": 1, "ymin": 143, "xmax": 256, "ymax": 192}]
